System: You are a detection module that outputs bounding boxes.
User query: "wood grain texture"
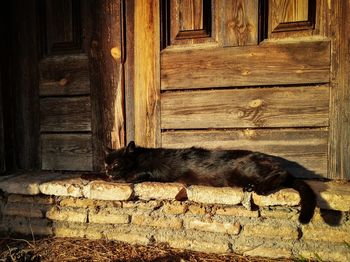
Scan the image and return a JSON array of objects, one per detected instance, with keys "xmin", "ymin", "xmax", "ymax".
[
  {"xmin": 161, "ymin": 40, "xmax": 330, "ymax": 90},
  {"xmin": 162, "ymin": 128, "xmax": 328, "ymax": 177},
  {"xmin": 39, "ymin": 54, "xmax": 89, "ymax": 86},
  {"xmin": 165, "ymin": 0, "xmax": 214, "ymax": 46},
  {"xmin": 177, "ymin": 0, "xmax": 203, "ymax": 30},
  {"xmin": 221, "ymin": 0, "xmax": 258, "ymax": 46},
  {"xmin": 41, "ymin": 133, "xmax": 93, "ymax": 170},
  {"xmin": 134, "ymin": 0, "xmax": 161, "ymax": 147},
  {"xmin": 125, "ymin": 0, "xmax": 135, "ymax": 143},
  {"xmin": 271, "ymin": 0, "xmax": 309, "ymax": 25},
  {"xmin": 40, "ymin": 96, "xmax": 91, "ymax": 132},
  {"xmin": 328, "ymin": 0, "xmax": 350, "ymax": 179},
  {"xmin": 161, "ymin": 85, "xmax": 329, "ymax": 129},
  {"xmin": 89, "ymin": 0, "xmax": 125, "ymax": 171}
]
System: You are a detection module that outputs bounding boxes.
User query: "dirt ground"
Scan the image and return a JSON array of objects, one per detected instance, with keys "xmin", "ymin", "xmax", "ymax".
[{"xmin": 0, "ymin": 236, "xmax": 297, "ymax": 262}]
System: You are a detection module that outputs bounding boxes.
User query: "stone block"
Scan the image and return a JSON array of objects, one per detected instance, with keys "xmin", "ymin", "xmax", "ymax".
[
  {"xmin": 105, "ymin": 231, "xmax": 150, "ymax": 245},
  {"xmin": 215, "ymin": 206, "xmax": 259, "ymax": 218},
  {"xmin": 299, "ymin": 249, "xmax": 350, "ymax": 262},
  {"xmin": 122, "ymin": 200, "xmax": 161, "ymax": 210},
  {"xmin": 132, "ymin": 214, "xmax": 182, "ymax": 229},
  {"xmin": 3, "ymin": 216, "xmax": 53, "ymax": 236},
  {"xmin": 186, "ymin": 203, "xmax": 207, "ymax": 215},
  {"xmin": 39, "ymin": 176, "xmax": 86, "ymax": 198},
  {"xmin": 187, "ymin": 186, "xmax": 244, "ymax": 205},
  {"xmin": 46, "ymin": 207, "xmax": 87, "ymax": 223},
  {"xmin": 302, "ymin": 225, "xmax": 350, "ymax": 243},
  {"xmin": 83, "ymin": 181, "xmax": 133, "ymax": 201},
  {"xmin": 168, "ymin": 238, "xmax": 230, "ymax": 254},
  {"xmin": 184, "ymin": 218, "xmax": 240, "ymax": 234},
  {"xmin": 54, "ymin": 226, "xmax": 86, "ymax": 238},
  {"xmin": 243, "ymin": 224, "xmax": 299, "ymax": 240},
  {"xmin": 7, "ymin": 194, "xmax": 54, "ymax": 205},
  {"xmin": 243, "ymin": 246, "xmax": 292, "ymax": 259},
  {"xmin": 134, "ymin": 182, "xmax": 186, "ymax": 200},
  {"xmin": 252, "ymin": 188, "xmax": 300, "ymax": 206},
  {"xmin": 307, "ymin": 180, "xmax": 350, "ymax": 211},
  {"xmin": 10, "ymin": 224, "xmax": 53, "ymax": 236},
  {"xmin": 89, "ymin": 211, "xmax": 130, "ymax": 224},
  {"xmin": 3, "ymin": 204, "xmax": 43, "ymax": 218},
  {"xmin": 260, "ymin": 207, "xmax": 299, "ymax": 220},
  {"xmin": 0, "ymin": 172, "xmax": 62, "ymax": 195},
  {"xmin": 162, "ymin": 202, "xmax": 188, "ymax": 215}
]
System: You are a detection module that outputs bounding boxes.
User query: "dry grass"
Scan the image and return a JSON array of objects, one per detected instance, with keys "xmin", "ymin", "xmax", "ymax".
[{"xmin": 0, "ymin": 236, "xmax": 295, "ymax": 262}]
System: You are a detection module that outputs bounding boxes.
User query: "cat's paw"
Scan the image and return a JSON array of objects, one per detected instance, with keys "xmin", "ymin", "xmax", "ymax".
[{"xmin": 243, "ymin": 183, "xmax": 255, "ymax": 192}]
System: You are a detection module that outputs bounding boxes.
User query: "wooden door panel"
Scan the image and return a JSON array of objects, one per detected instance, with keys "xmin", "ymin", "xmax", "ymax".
[
  {"xmin": 40, "ymin": 97, "xmax": 91, "ymax": 132},
  {"xmin": 162, "ymin": 128, "xmax": 328, "ymax": 177},
  {"xmin": 161, "ymin": 85, "xmax": 329, "ymax": 129},
  {"xmin": 41, "ymin": 134, "xmax": 92, "ymax": 171},
  {"xmin": 161, "ymin": 41, "xmax": 330, "ymax": 89},
  {"xmin": 40, "ymin": 0, "xmax": 82, "ymax": 55},
  {"xmin": 39, "ymin": 54, "xmax": 90, "ymax": 96},
  {"xmin": 221, "ymin": 0, "xmax": 259, "ymax": 46}
]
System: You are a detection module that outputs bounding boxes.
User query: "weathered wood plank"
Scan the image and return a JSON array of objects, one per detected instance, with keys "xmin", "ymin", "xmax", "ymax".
[
  {"xmin": 161, "ymin": 40, "xmax": 330, "ymax": 90},
  {"xmin": 162, "ymin": 128, "xmax": 328, "ymax": 178},
  {"xmin": 221, "ymin": 0, "xmax": 258, "ymax": 46},
  {"xmin": 39, "ymin": 72, "xmax": 90, "ymax": 96},
  {"xmin": 39, "ymin": 54, "xmax": 90, "ymax": 96},
  {"xmin": 134, "ymin": 0, "xmax": 161, "ymax": 147},
  {"xmin": 40, "ymin": 96, "xmax": 91, "ymax": 132},
  {"xmin": 161, "ymin": 85, "xmax": 329, "ymax": 129},
  {"xmin": 125, "ymin": 0, "xmax": 135, "ymax": 143},
  {"xmin": 328, "ymin": 0, "xmax": 350, "ymax": 179},
  {"xmin": 177, "ymin": 0, "xmax": 203, "ymax": 31},
  {"xmin": 41, "ymin": 133, "xmax": 93, "ymax": 171}
]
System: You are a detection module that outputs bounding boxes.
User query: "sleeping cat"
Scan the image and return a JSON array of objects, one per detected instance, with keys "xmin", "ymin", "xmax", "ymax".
[{"xmin": 105, "ymin": 141, "xmax": 316, "ymax": 224}]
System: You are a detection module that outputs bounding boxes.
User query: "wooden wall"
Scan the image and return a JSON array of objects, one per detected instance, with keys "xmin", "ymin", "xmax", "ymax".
[{"xmin": 0, "ymin": 0, "xmax": 40, "ymax": 173}]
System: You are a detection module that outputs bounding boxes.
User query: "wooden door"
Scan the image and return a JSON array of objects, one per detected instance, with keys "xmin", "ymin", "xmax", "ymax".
[{"xmin": 134, "ymin": 0, "xmax": 349, "ymax": 179}]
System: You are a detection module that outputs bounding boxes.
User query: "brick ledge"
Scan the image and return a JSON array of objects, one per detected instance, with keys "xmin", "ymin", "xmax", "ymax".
[{"xmin": 0, "ymin": 171, "xmax": 349, "ymax": 211}]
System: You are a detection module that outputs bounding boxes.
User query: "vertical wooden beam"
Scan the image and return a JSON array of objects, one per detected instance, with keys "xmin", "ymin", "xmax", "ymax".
[
  {"xmin": 89, "ymin": 0, "xmax": 125, "ymax": 170},
  {"xmin": 328, "ymin": 0, "xmax": 350, "ymax": 179},
  {"xmin": 134, "ymin": 1, "xmax": 161, "ymax": 147},
  {"xmin": 125, "ymin": 0, "xmax": 135, "ymax": 144}
]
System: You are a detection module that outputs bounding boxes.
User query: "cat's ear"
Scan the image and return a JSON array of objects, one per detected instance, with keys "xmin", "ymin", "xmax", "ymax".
[
  {"xmin": 104, "ymin": 147, "xmax": 114, "ymax": 155},
  {"xmin": 125, "ymin": 141, "xmax": 136, "ymax": 154}
]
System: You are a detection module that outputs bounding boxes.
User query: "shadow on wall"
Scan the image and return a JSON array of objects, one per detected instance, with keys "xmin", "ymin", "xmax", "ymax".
[{"xmin": 276, "ymin": 155, "xmax": 342, "ymax": 226}]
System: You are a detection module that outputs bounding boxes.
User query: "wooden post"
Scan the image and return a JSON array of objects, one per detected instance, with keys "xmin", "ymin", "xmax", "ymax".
[
  {"xmin": 134, "ymin": 0, "xmax": 161, "ymax": 147},
  {"xmin": 328, "ymin": 0, "xmax": 350, "ymax": 179}
]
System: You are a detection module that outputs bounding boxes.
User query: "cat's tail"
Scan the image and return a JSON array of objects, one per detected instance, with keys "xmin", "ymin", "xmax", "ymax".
[{"xmin": 285, "ymin": 175, "xmax": 316, "ymax": 224}]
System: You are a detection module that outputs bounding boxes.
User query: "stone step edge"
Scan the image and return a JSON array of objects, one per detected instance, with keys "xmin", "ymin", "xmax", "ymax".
[{"xmin": 0, "ymin": 172, "xmax": 349, "ymax": 211}]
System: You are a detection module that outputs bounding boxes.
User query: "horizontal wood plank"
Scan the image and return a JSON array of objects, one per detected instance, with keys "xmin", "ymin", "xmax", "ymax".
[
  {"xmin": 162, "ymin": 128, "xmax": 328, "ymax": 178},
  {"xmin": 40, "ymin": 96, "xmax": 91, "ymax": 132},
  {"xmin": 39, "ymin": 54, "xmax": 90, "ymax": 96},
  {"xmin": 41, "ymin": 134, "xmax": 93, "ymax": 171},
  {"xmin": 161, "ymin": 40, "xmax": 330, "ymax": 90},
  {"xmin": 161, "ymin": 85, "xmax": 329, "ymax": 129}
]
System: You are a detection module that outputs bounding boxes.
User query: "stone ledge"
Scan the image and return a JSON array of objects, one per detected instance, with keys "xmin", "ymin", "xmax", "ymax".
[{"xmin": 0, "ymin": 172, "xmax": 349, "ymax": 212}]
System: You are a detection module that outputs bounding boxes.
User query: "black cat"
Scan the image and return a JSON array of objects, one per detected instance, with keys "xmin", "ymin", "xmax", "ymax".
[{"xmin": 105, "ymin": 141, "xmax": 316, "ymax": 224}]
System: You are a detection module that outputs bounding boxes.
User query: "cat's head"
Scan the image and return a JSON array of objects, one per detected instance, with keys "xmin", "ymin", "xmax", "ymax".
[{"xmin": 104, "ymin": 141, "xmax": 136, "ymax": 179}]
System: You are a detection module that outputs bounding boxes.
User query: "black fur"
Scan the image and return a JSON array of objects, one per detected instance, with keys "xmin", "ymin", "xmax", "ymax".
[{"xmin": 105, "ymin": 141, "xmax": 316, "ymax": 223}]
